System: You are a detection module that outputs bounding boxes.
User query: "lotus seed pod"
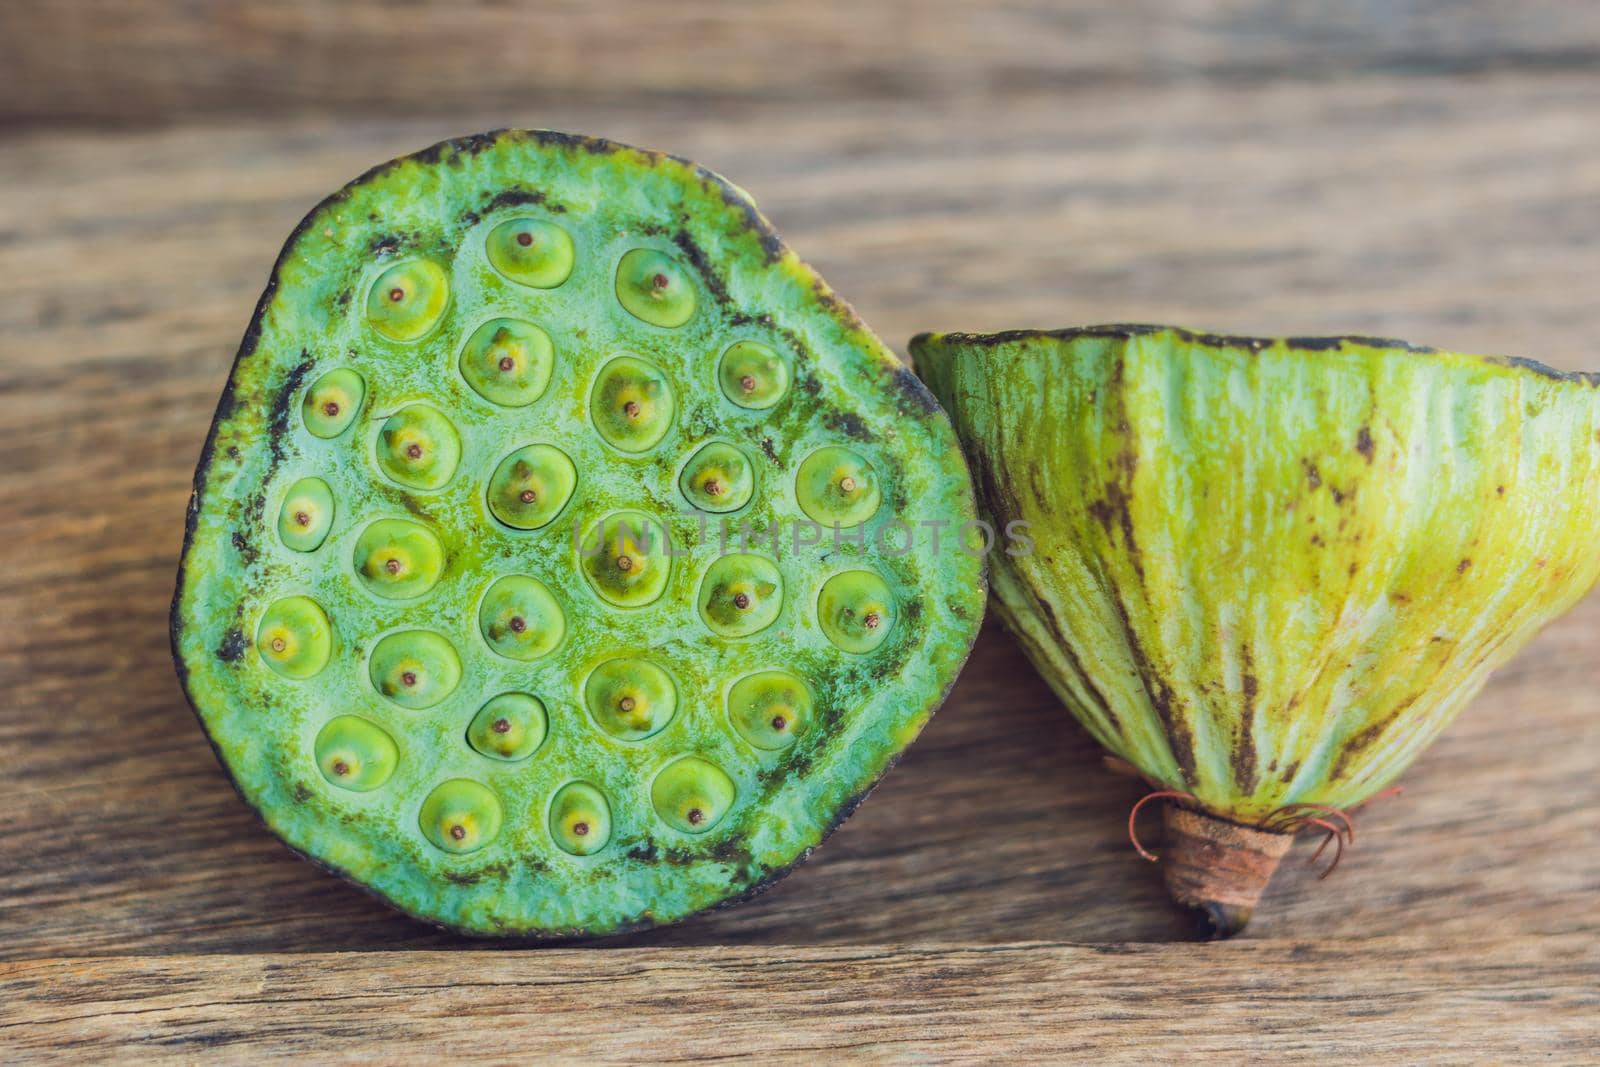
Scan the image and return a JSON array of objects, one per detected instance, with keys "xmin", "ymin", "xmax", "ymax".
[
  {"xmin": 718, "ymin": 340, "xmax": 790, "ymax": 410},
  {"xmin": 315, "ymin": 715, "xmax": 399, "ymax": 792},
  {"xmin": 368, "ymin": 630, "xmax": 461, "ymax": 710},
  {"xmin": 376, "ymin": 403, "xmax": 461, "ymax": 490},
  {"xmin": 652, "ymin": 756, "xmax": 737, "ymax": 834},
  {"xmin": 578, "ymin": 509, "xmax": 671, "ymax": 607},
  {"xmin": 352, "ymin": 518, "xmax": 445, "ymax": 600},
  {"xmin": 172, "ymin": 131, "xmax": 984, "ymax": 937},
  {"xmin": 817, "ymin": 570, "xmax": 896, "ymax": 654},
  {"xmin": 256, "ymin": 596, "xmax": 332, "ymax": 679},
  {"xmin": 419, "ymin": 778, "xmax": 502, "ymax": 855},
  {"xmin": 277, "ymin": 477, "xmax": 335, "ymax": 552},
  {"xmin": 614, "ymin": 248, "xmax": 696, "ymax": 328},
  {"xmin": 366, "ymin": 259, "xmax": 450, "ymax": 341},
  {"xmin": 485, "ymin": 443, "xmax": 577, "ymax": 530},
  {"xmin": 914, "ymin": 324, "xmax": 1600, "ymax": 938},
  {"xmin": 478, "ymin": 574, "xmax": 565, "ymax": 661},
  {"xmin": 698, "ymin": 553, "xmax": 784, "ymax": 637},
  {"xmin": 796, "ymin": 445, "xmax": 882, "ymax": 528},
  {"xmin": 549, "ymin": 781, "xmax": 612, "ymax": 857},
  {"xmin": 679, "ymin": 441, "xmax": 754, "ymax": 513},
  {"xmin": 459, "ymin": 317, "xmax": 555, "ymax": 407},
  {"xmin": 590, "ymin": 355, "xmax": 675, "ymax": 452},
  {"xmin": 585, "ymin": 656, "xmax": 677, "ymax": 741},
  {"xmin": 485, "ymin": 217, "xmax": 576, "ymax": 289},
  {"xmin": 467, "ymin": 693, "xmax": 548, "ymax": 762},
  {"xmin": 301, "ymin": 368, "xmax": 365, "ymax": 438},
  {"xmin": 727, "ymin": 670, "xmax": 813, "ymax": 751}
]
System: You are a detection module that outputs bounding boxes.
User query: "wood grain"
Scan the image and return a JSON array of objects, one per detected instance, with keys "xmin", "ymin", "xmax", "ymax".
[
  {"xmin": 5, "ymin": 1, "xmax": 1600, "ymax": 124},
  {"xmin": 3, "ymin": 939, "xmax": 1596, "ymax": 1062},
  {"xmin": 1, "ymin": 29, "xmax": 1599, "ymax": 1059}
]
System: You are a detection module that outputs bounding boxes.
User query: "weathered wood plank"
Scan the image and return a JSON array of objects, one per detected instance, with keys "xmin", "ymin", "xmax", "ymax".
[
  {"xmin": 3, "ymin": 1, "xmax": 1600, "ymax": 124},
  {"xmin": 2, "ymin": 940, "xmax": 1596, "ymax": 1062},
  {"xmin": 1, "ymin": 74, "xmax": 1598, "ymax": 962}
]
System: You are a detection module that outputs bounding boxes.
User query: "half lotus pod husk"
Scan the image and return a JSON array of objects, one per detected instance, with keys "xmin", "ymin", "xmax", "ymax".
[
  {"xmin": 171, "ymin": 130, "xmax": 984, "ymax": 938},
  {"xmin": 913, "ymin": 324, "xmax": 1600, "ymax": 937}
]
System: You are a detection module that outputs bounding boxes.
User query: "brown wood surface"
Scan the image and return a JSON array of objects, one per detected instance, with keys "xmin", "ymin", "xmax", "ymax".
[
  {"xmin": 3, "ymin": 2, "xmax": 1599, "ymax": 1060},
  {"xmin": 4, "ymin": 938, "xmax": 1597, "ymax": 1063}
]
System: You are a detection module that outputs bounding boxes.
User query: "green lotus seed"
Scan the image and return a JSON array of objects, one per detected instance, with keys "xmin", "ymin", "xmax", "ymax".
[
  {"xmin": 679, "ymin": 442, "xmax": 754, "ymax": 513},
  {"xmin": 466, "ymin": 693, "xmax": 548, "ymax": 762},
  {"xmin": 352, "ymin": 518, "xmax": 445, "ymax": 600},
  {"xmin": 256, "ymin": 596, "xmax": 332, "ymax": 679},
  {"xmin": 590, "ymin": 355, "xmax": 674, "ymax": 453},
  {"xmin": 315, "ymin": 715, "xmax": 399, "ymax": 792},
  {"xmin": 459, "ymin": 317, "xmax": 555, "ymax": 407},
  {"xmin": 796, "ymin": 446, "xmax": 882, "ymax": 528},
  {"xmin": 584, "ymin": 657, "xmax": 676, "ymax": 741},
  {"xmin": 376, "ymin": 403, "xmax": 461, "ymax": 490},
  {"xmin": 717, "ymin": 340, "xmax": 790, "ymax": 409},
  {"xmin": 366, "ymin": 259, "xmax": 450, "ymax": 342},
  {"xmin": 369, "ymin": 630, "xmax": 462, "ymax": 710},
  {"xmin": 727, "ymin": 671, "xmax": 814, "ymax": 751},
  {"xmin": 486, "ymin": 217, "xmax": 575, "ymax": 289},
  {"xmin": 478, "ymin": 575, "xmax": 565, "ymax": 661},
  {"xmin": 419, "ymin": 778, "xmax": 502, "ymax": 855},
  {"xmin": 614, "ymin": 248, "xmax": 696, "ymax": 328},
  {"xmin": 817, "ymin": 570, "xmax": 896, "ymax": 654},
  {"xmin": 485, "ymin": 444, "xmax": 577, "ymax": 530},
  {"xmin": 277, "ymin": 477, "xmax": 335, "ymax": 552},
  {"xmin": 698, "ymin": 553, "xmax": 783, "ymax": 638},
  {"xmin": 549, "ymin": 781, "xmax": 612, "ymax": 857},
  {"xmin": 578, "ymin": 510, "xmax": 671, "ymax": 607},
  {"xmin": 301, "ymin": 368, "xmax": 365, "ymax": 439},
  {"xmin": 651, "ymin": 756, "xmax": 736, "ymax": 834}
]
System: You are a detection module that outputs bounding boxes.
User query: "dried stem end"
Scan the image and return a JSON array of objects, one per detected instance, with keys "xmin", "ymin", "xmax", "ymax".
[{"xmin": 1161, "ymin": 806, "xmax": 1293, "ymax": 940}]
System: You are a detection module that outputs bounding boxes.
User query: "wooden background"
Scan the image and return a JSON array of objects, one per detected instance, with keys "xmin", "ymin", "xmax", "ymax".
[{"xmin": 2, "ymin": 1, "xmax": 1597, "ymax": 1061}]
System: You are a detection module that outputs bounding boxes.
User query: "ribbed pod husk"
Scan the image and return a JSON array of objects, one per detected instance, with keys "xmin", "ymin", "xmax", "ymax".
[{"xmin": 914, "ymin": 326, "xmax": 1600, "ymax": 823}]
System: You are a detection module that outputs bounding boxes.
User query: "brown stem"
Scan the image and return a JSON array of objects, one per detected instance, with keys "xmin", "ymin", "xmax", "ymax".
[{"xmin": 1161, "ymin": 806, "xmax": 1293, "ymax": 940}]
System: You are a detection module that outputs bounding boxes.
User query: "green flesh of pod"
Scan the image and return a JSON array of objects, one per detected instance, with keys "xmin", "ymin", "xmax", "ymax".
[
  {"xmin": 171, "ymin": 130, "xmax": 984, "ymax": 938},
  {"xmin": 914, "ymin": 325, "xmax": 1600, "ymax": 822}
]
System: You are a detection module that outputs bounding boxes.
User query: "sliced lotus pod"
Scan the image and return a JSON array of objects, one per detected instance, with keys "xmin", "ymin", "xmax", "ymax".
[
  {"xmin": 171, "ymin": 130, "xmax": 985, "ymax": 938},
  {"xmin": 914, "ymin": 324, "xmax": 1600, "ymax": 938}
]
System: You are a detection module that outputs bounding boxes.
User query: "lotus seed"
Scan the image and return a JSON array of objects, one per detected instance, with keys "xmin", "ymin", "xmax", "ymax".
[
  {"xmin": 366, "ymin": 259, "xmax": 450, "ymax": 342},
  {"xmin": 797, "ymin": 446, "xmax": 882, "ymax": 528},
  {"xmin": 615, "ymin": 249, "xmax": 696, "ymax": 328},
  {"xmin": 585, "ymin": 657, "xmax": 676, "ymax": 741},
  {"xmin": 369, "ymin": 630, "xmax": 462, "ymax": 709},
  {"xmin": 277, "ymin": 477, "xmax": 335, "ymax": 552},
  {"xmin": 419, "ymin": 779, "xmax": 502, "ymax": 855},
  {"xmin": 817, "ymin": 570, "xmax": 896, "ymax": 654},
  {"xmin": 302, "ymin": 368, "xmax": 365, "ymax": 438},
  {"xmin": 353, "ymin": 518, "xmax": 445, "ymax": 600},
  {"xmin": 376, "ymin": 404, "xmax": 461, "ymax": 490},
  {"xmin": 467, "ymin": 693, "xmax": 548, "ymax": 762},
  {"xmin": 487, "ymin": 444, "xmax": 577, "ymax": 530},
  {"xmin": 578, "ymin": 510, "xmax": 671, "ymax": 607},
  {"xmin": 550, "ymin": 782, "xmax": 612, "ymax": 856},
  {"xmin": 459, "ymin": 317, "xmax": 554, "ymax": 407},
  {"xmin": 315, "ymin": 716, "xmax": 399, "ymax": 792},
  {"xmin": 590, "ymin": 355, "xmax": 674, "ymax": 452},
  {"xmin": 486, "ymin": 217, "xmax": 575, "ymax": 289},
  {"xmin": 718, "ymin": 341, "xmax": 790, "ymax": 409},
  {"xmin": 679, "ymin": 441, "xmax": 754, "ymax": 513},
  {"xmin": 256, "ymin": 596, "xmax": 332, "ymax": 679},
  {"xmin": 698, "ymin": 554, "xmax": 783, "ymax": 637},
  {"xmin": 478, "ymin": 575, "xmax": 565, "ymax": 661},
  {"xmin": 728, "ymin": 671, "xmax": 814, "ymax": 751},
  {"xmin": 651, "ymin": 756, "xmax": 736, "ymax": 834}
]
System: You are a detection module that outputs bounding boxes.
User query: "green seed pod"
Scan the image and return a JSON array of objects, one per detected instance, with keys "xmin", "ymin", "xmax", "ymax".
[
  {"xmin": 368, "ymin": 630, "xmax": 462, "ymax": 710},
  {"xmin": 366, "ymin": 259, "xmax": 450, "ymax": 342},
  {"xmin": 584, "ymin": 657, "xmax": 677, "ymax": 741},
  {"xmin": 679, "ymin": 441, "xmax": 754, "ymax": 513},
  {"xmin": 915, "ymin": 324, "xmax": 1600, "ymax": 938},
  {"xmin": 485, "ymin": 443, "xmax": 577, "ymax": 530},
  {"xmin": 578, "ymin": 510, "xmax": 671, "ymax": 608},
  {"xmin": 614, "ymin": 248, "xmax": 696, "ymax": 328},
  {"xmin": 301, "ymin": 368, "xmax": 365, "ymax": 439},
  {"xmin": 255, "ymin": 596, "xmax": 332, "ymax": 679},
  {"xmin": 590, "ymin": 355, "xmax": 674, "ymax": 453},
  {"xmin": 796, "ymin": 445, "xmax": 882, "ymax": 528},
  {"xmin": 419, "ymin": 778, "xmax": 503, "ymax": 855},
  {"xmin": 651, "ymin": 756, "xmax": 737, "ymax": 834},
  {"xmin": 172, "ymin": 131, "xmax": 984, "ymax": 938},
  {"xmin": 466, "ymin": 693, "xmax": 549, "ymax": 762},
  {"xmin": 352, "ymin": 518, "xmax": 445, "ymax": 600},
  {"xmin": 817, "ymin": 570, "xmax": 896, "ymax": 654},
  {"xmin": 718, "ymin": 340, "xmax": 790, "ymax": 409},
  {"xmin": 485, "ymin": 217, "xmax": 576, "ymax": 289},
  {"xmin": 478, "ymin": 574, "xmax": 565, "ymax": 661},
  {"xmin": 315, "ymin": 715, "xmax": 399, "ymax": 792},
  {"xmin": 549, "ymin": 781, "xmax": 612, "ymax": 857},
  {"xmin": 376, "ymin": 404, "xmax": 462, "ymax": 490},
  {"xmin": 277, "ymin": 477, "xmax": 335, "ymax": 552},
  {"xmin": 698, "ymin": 553, "xmax": 783, "ymax": 637},
  {"xmin": 727, "ymin": 670, "xmax": 813, "ymax": 751},
  {"xmin": 459, "ymin": 317, "xmax": 555, "ymax": 407}
]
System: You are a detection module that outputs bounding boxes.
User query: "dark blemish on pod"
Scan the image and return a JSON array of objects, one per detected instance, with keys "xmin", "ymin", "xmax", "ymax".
[
  {"xmin": 267, "ymin": 357, "xmax": 314, "ymax": 465},
  {"xmin": 670, "ymin": 229, "xmax": 732, "ymax": 308},
  {"xmin": 1356, "ymin": 426, "xmax": 1374, "ymax": 461},
  {"xmin": 216, "ymin": 628, "xmax": 248, "ymax": 662},
  {"xmin": 1301, "ymin": 459, "xmax": 1322, "ymax": 490},
  {"xmin": 293, "ymin": 783, "xmax": 313, "ymax": 803},
  {"xmin": 231, "ymin": 530, "xmax": 258, "ymax": 567},
  {"xmin": 1458, "ymin": 558, "xmax": 1472, "ymax": 574}
]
